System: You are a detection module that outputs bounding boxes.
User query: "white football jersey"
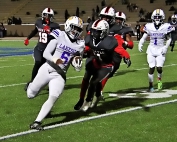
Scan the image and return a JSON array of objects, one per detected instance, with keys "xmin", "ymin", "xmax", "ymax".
[
  {"xmin": 143, "ymin": 23, "xmax": 174, "ymax": 55},
  {"xmin": 50, "ymin": 29, "xmax": 85, "ymax": 72}
]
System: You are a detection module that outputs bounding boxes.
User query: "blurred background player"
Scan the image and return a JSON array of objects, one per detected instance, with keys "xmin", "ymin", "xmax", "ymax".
[
  {"xmin": 24, "ymin": 8, "xmax": 60, "ymax": 91},
  {"xmin": 138, "ymin": 9, "xmax": 174, "ymax": 92},
  {"xmin": 169, "ymin": 14, "xmax": 177, "ymax": 52},
  {"xmin": 100, "ymin": 11, "xmax": 134, "ymax": 97},
  {"xmin": 28, "ymin": 16, "xmax": 84, "ymax": 130}
]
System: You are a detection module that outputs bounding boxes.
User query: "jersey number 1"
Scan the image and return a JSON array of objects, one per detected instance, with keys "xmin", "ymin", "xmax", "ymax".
[
  {"xmin": 39, "ymin": 32, "xmax": 47, "ymax": 43},
  {"xmin": 154, "ymin": 37, "xmax": 157, "ymax": 45}
]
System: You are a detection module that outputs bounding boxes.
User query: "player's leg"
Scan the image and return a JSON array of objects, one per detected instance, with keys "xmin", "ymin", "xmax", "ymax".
[
  {"xmin": 156, "ymin": 55, "xmax": 165, "ymax": 90},
  {"xmin": 101, "ymin": 55, "xmax": 122, "ymax": 95},
  {"xmin": 147, "ymin": 54, "xmax": 156, "ymax": 92},
  {"xmin": 82, "ymin": 66, "xmax": 113, "ymax": 111},
  {"xmin": 170, "ymin": 39, "xmax": 175, "ymax": 52},
  {"xmin": 30, "ymin": 73, "xmax": 65, "ymax": 130},
  {"xmin": 74, "ymin": 57, "xmax": 93, "ymax": 110},
  {"xmin": 24, "ymin": 47, "xmax": 45, "ymax": 91},
  {"xmin": 27, "ymin": 63, "xmax": 50, "ymax": 99}
]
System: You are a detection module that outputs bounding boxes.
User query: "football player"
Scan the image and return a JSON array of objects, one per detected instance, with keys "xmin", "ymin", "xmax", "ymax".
[
  {"xmin": 74, "ymin": 6, "xmax": 132, "ymax": 110},
  {"xmin": 78, "ymin": 19, "xmax": 131, "ymax": 112},
  {"xmin": 27, "ymin": 16, "xmax": 85, "ymax": 130},
  {"xmin": 169, "ymin": 14, "xmax": 177, "ymax": 52},
  {"xmin": 138, "ymin": 9, "xmax": 174, "ymax": 92},
  {"xmin": 24, "ymin": 8, "xmax": 60, "ymax": 91},
  {"xmin": 100, "ymin": 11, "xmax": 134, "ymax": 93}
]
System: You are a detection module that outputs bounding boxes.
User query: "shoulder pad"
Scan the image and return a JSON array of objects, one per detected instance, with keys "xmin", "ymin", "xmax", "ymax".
[
  {"xmin": 103, "ymin": 36, "xmax": 118, "ymax": 49},
  {"xmin": 50, "ymin": 29, "xmax": 61, "ymax": 39}
]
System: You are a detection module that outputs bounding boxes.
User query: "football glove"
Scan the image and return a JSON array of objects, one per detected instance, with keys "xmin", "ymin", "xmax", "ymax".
[
  {"xmin": 72, "ymin": 56, "xmax": 82, "ymax": 72},
  {"xmin": 123, "ymin": 57, "xmax": 131, "ymax": 68},
  {"xmin": 24, "ymin": 39, "xmax": 29, "ymax": 46},
  {"xmin": 161, "ymin": 46, "xmax": 168, "ymax": 55},
  {"xmin": 138, "ymin": 44, "xmax": 143, "ymax": 52}
]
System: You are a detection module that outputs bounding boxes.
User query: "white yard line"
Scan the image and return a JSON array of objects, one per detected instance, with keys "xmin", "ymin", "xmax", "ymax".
[
  {"xmin": 0, "ymin": 64, "xmax": 33, "ymax": 69},
  {"xmin": 0, "ymin": 99, "xmax": 176, "ymax": 141},
  {"xmin": 0, "ymin": 63, "xmax": 176, "ymax": 88}
]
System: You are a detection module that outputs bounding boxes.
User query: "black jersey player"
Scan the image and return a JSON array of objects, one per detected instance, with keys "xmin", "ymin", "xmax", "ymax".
[{"xmin": 24, "ymin": 8, "xmax": 60, "ymax": 91}]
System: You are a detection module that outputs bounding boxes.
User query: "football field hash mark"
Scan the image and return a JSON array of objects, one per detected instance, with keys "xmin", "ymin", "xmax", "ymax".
[{"xmin": 0, "ymin": 99, "xmax": 176, "ymax": 140}]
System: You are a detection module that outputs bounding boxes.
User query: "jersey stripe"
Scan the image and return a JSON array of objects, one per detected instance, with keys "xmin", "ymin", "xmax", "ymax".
[{"xmin": 52, "ymin": 30, "xmax": 59, "ymax": 37}]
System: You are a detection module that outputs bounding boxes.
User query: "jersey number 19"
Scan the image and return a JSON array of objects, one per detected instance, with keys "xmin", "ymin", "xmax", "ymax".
[{"xmin": 39, "ymin": 32, "xmax": 48, "ymax": 43}]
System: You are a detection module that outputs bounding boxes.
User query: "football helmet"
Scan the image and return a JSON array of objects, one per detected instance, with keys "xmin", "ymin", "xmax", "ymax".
[
  {"xmin": 64, "ymin": 16, "xmax": 83, "ymax": 40},
  {"xmin": 42, "ymin": 8, "xmax": 54, "ymax": 23},
  {"xmin": 115, "ymin": 12, "xmax": 126, "ymax": 25},
  {"xmin": 151, "ymin": 9, "xmax": 165, "ymax": 26},
  {"xmin": 91, "ymin": 19, "xmax": 109, "ymax": 40},
  {"xmin": 171, "ymin": 14, "xmax": 177, "ymax": 24},
  {"xmin": 99, "ymin": 6, "xmax": 115, "ymax": 25}
]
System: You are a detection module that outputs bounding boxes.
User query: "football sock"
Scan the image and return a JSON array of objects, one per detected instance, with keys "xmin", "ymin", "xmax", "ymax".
[
  {"xmin": 101, "ymin": 77, "xmax": 108, "ymax": 91},
  {"xmin": 157, "ymin": 73, "xmax": 162, "ymax": 81},
  {"xmin": 80, "ymin": 79, "xmax": 89, "ymax": 99},
  {"xmin": 35, "ymin": 96, "xmax": 57, "ymax": 122},
  {"xmin": 148, "ymin": 73, "xmax": 154, "ymax": 87}
]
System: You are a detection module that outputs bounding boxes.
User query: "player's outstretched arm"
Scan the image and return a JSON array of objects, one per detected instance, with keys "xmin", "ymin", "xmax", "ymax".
[
  {"xmin": 138, "ymin": 32, "xmax": 148, "ymax": 52},
  {"xmin": 24, "ymin": 27, "xmax": 38, "ymax": 46}
]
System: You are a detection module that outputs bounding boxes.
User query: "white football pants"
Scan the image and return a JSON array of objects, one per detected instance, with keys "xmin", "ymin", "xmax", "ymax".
[
  {"xmin": 27, "ymin": 63, "xmax": 65, "ymax": 98},
  {"xmin": 147, "ymin": 54, "xmax": 165, "ymax": 68}
]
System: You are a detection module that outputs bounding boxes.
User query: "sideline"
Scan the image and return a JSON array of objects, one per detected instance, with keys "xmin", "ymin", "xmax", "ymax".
[{"xmin": 0, "ymin": 99, "xmax": 176, "ymax": 140}]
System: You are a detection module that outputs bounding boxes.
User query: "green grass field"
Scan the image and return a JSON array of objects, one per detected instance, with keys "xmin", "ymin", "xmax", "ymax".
[{"xmin": 0, "ymin": 40, "xmax": 177, "ymax": 142}]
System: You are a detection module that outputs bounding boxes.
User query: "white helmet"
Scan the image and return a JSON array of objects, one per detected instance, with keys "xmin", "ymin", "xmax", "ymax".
[
  {"xmin": 91, "ymin": 19, "xmax": 109, "ymax": 40},
  {"xmin": 151, "ymin": 9, "xmax": 165, "ymax": 26},
  {"xmin": 171, "ymin": 14, "xmax": 177, "ymax": 24},
  {"xmin": 42, "ymin": 8, "xmax": 54, "ymax": 23},
  {"xmin": 64, "ymin": 16, "xmax": 83, "ymax": 40},
  {"xmin": 99, "ymin": 6, "xmax": 115, "ymax": 25},
  {"xmin": 115, "ymin": 12, "xmax": 126, "ymax": 25}
]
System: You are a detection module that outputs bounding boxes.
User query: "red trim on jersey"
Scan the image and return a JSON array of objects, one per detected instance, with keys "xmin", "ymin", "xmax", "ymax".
[{"xmin": 105, "ymin": 7, "xmax": 110, "ymax": 13}]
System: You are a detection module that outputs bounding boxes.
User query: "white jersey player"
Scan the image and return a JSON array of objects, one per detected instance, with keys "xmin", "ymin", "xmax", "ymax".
[
  {"xmin": 138, "ymin": 9, "xmax": 174, "ymax": 92},
  {"xmin": 27, "ymin": 16, "xmax": 85, "ymax": 130}
]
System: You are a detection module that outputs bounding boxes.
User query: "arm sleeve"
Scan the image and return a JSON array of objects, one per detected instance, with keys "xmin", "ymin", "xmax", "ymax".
[
  {"xmin": 43, "ymin": 38, "xmax": 58, "ymax": 62},
  {"xmin": 27, "ymin": 26, "xmax": 38, "ymax": 40},
  {"xmin": 138, "ymin": 32, "xmax": 148, "ymax": 48}
]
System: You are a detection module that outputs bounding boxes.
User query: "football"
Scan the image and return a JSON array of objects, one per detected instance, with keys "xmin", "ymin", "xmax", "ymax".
[
  {"xmin": 72, "ymin": 56, "xmax": 82, "ymax": 64},
  {"xmin": 71, "ymin": 56, "xmax": 82, "ymax": 68}
]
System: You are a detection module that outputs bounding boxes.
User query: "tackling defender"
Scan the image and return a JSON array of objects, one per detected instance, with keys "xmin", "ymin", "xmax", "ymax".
[
  {"xmin": 24, "ymin": 8, "xmax": 60, "ymax": 91},
  {"xmin": 138, "ymin": 9, "xmax": 174, "ymax": 92},
  {"xmin": 27, "ymin": 16, "xmax": 84, "ymax": 130}
]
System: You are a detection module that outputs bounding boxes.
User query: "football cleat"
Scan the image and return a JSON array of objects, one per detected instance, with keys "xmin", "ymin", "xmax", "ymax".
[
  {"xmin": 90, "ymin": 96, "xmax": 102, "ymax": 108},
  {"xmin": 30, "ymin": 121, "xmax": 43, "ymax": 131},
  {"xmin": 81, "ymin": 101, "xmax": 92, "ymax": 112},
  {"xmin": 158, "ymin": 80, "xmax": 163, "ymax": 90},
  {"xmin": 74, "ymin": 99, "xmax": 84, "ymax": 110},
  {"xmin": 148, "ymin": 87, "xmax": 154, "ymax": 92}
]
